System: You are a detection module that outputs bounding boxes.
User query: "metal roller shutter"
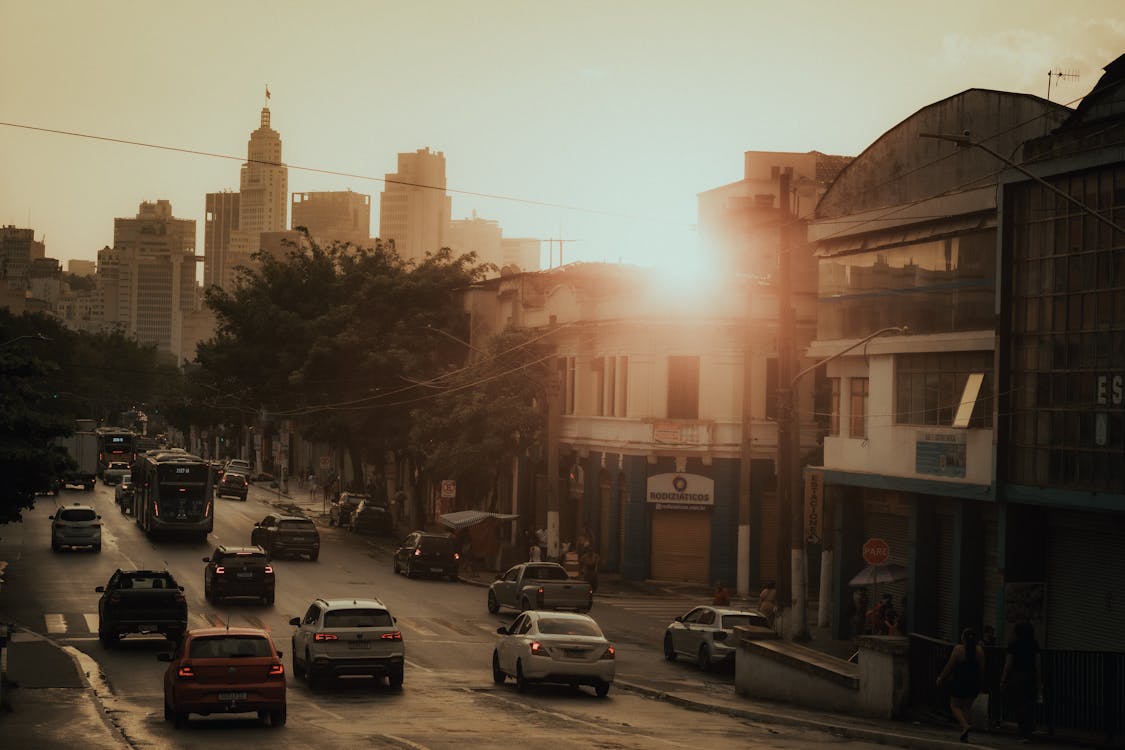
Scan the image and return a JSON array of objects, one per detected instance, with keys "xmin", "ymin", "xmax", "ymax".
[
  {"xmin": 935, "ymin": 514, "xmax": 955, "ymax": 642},
  {"xmin": 758, "ymin": 488, "xmax": 779, "ymax": 588},
  {"xmin": 982, "ymin": 508, "xmax": 1001, "ymax": 637},
  {"xmin": 651, "ymin": 509, "xmax": 711, "ymax": 583},
  {"xmin": 618, "ymin": 486, "xmax": 627, "ymax": 573},
  {"xmin": 1047, "ymin": 514, "xmax": 1125, "ymax": 651},
  {"xmin": 599, "ymin": 477, "xmax": 611, "ymax": 563},
  {"xmin": 864, "ymin": 512, "xmax": 909, "ymax": 613}
]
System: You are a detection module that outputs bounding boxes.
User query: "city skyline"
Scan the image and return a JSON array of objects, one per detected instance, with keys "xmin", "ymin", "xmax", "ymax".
[{"xmin": 2, "ymin": 1, "xmax": 1123, "ymax": 273}]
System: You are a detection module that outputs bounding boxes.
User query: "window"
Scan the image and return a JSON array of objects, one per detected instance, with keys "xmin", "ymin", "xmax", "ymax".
[
  {"xmin": 617, "ymin": 356, "xmax": 629, "ymax": 417},
  {"xmin": 829, "ymin": 377, "xmax": 840, "ymax": 436},
  {"xmin": 849, "ymin": 378, "xmax": 869, "ymax": 438},
  {"xmin": 667, "ymin": 356, "xmax": 700, "ymax": 419},
  {"xmin": 895, "ymin": 352, "xmax": 993, "ymax": 428},
  {"xmin": 592, "ymin": 357, "xmax": 605, "ymax": 416}
]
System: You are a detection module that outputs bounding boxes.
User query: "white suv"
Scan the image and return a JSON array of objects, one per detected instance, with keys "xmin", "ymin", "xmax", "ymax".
[
  {"xmin": 50, "ymin": 503, "xmax": 102, "ymax": 552},
  {"xmin": 289, "ymin": 598, "xmax": 404, "ymax": 689}
]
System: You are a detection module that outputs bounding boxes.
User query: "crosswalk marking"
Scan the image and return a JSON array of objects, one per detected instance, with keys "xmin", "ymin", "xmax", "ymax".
[
  {"xmin": 83, "ymin": 614, "xmax": 99, "ymax": 633},
  {"xmin": 45, "ymin": 613, "xmax": 67, "ymax": 633}
]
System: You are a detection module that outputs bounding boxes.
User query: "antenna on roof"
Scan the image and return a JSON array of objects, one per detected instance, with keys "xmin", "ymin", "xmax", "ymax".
[{"xmin": 1046, "ymin": 68, "xmax": 1080, "ymax": 102}]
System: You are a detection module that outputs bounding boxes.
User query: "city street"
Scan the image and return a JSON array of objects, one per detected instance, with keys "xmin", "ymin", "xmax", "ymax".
[{"xmin": 0, "ymin": 481, "xmax": 888, "ymax": 749}]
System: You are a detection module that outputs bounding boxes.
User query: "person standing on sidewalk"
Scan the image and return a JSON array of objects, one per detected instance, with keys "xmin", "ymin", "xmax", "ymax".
[
  {"xmin": 758, "ymin": 580, "xmax": 778, "ymax": 624},
  {"xmin": 938, "ymin": 627, "xmax": 986, "ymax": 743},
  {"xmin": 1001, "ymin": 621, "xmax": 1042, "ymax": 744}
]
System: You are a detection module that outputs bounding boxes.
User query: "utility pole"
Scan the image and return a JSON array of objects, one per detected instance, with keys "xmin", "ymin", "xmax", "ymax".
[
  {"xmin": 546, "ymin": 364, "xmax": 562, "ymax": 561},
  {"xmin": 546, "ymin": 238, "xmax": 580, "ymax": 268},
  {"xmin": 738, "ymin": 308, "xmax": 754, "ymax": 597}
]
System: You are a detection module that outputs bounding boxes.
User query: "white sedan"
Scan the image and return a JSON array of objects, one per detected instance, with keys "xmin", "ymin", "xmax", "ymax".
[
  {"xmin": 663, "ymin": 605, "xmax": 770, "ymax": 670},
  {"xmin": 492, "ymin": 611, "xmax": 614, "ymax": 697}
]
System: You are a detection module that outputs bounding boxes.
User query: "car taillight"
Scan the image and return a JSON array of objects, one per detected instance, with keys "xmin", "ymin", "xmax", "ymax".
[
  {"xmin": 381, "ymin": 631, "xmax": 402, "ymax": 641},
  {"xmin": 177, "ymin": 664, "xmax": 195, "ymax": 678},
  {"xmin": 264, "ymin": 565, "xmax": 274, "ymax": 574},
  {"xmin": 453, "ymin": 552, "xmax": 460, "ymax": 561},
  {"xmin": 600, "ymin": 645, "xmax": 616, "ymax": 660},
  {"xmin": 413, "ymin": 548, "xmax": 421, "ymax": 557},
  {"xmin": 215, "ymin": 566, "xmax": 225, "ymax": 575},
  {"xmin": 314, "ymin": 633, "xmax": 338, "ymax": 641},
  {"xmin": 268, "ymin": 663, "xmax": 284, "ymax": 678},
  {"xmin": 712, "ymin": 631, "xmax": 728, "ymax": 643},
  {"xmin": 109, "ymin": 594, "xmax": 122, "ymax": 604},
  {"xmin": 529, "ymin": 641, "xmax": 545, "ymax": 655},
  {"xmin": 204, "ymin": 499, "xmax": 212, "ymax": 517},
  {"xmin": 174, "ymin": 591, "xmax": 186, "ymax": 604}
]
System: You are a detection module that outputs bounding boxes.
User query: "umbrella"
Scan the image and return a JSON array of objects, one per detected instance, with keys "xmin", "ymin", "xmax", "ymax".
[{"xmin": 849, "ymin": 563, "xmax": 908, "ymax": 587}]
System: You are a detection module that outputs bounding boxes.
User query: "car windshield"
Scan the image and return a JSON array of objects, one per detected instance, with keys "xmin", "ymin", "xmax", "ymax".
[
  {"xmin": 189, "ymin": 635, "xmax": 272, "ymax": 658},
  {"xmin": 120, "ymin": 575, "xmax": 174, "ymax": 589},
  {"xmin": 122, "ymin": 474, "xmax": 131, "ymax": 483},
  {"xmin": 59, "ymin": 508, "xmax": 97, "ymax": 522},
  {"xmin": 524, "ymin": 565, "xmax": 569, "ymax": 581},
  {"xmin": 323, "ymin": 608, "xmax": 393, "ymax": 628},
  {"xmin": 224, "ymin": 552, "xmax": 267, "ymax": 564},
  {"xmin": 537, "ymin": 618, "xmax": 603, "ymax": 637},
  {"xmin": 278, "ymin": 520, "xmax": 315, "ymax": 531},
  {"xmin": 420, "ymin": 537, "xmax": 453, "ymax": 552},
  {"xmin": 721, "ymin": 614, "xmax": 768, "ymax": 629}
]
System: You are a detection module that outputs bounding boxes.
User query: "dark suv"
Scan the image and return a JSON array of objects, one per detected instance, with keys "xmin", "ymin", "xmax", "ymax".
[
  {"xmin": 203, "ymin": 546, "xmax": 275, "ymax": 605},
  {"xmin": 251, "ymin": 514, "xmax": 320, "ymax": 561},
  {"xmin": 393, "ymin": 531, "xmax": 459, "ymax": 580},
  {"xmin": 328, "ymin": 493, "xmax": 364, "ymax": 527},
  {"xmin": 216, "ymin": 472, "xmax": 248, "ymax": 501},
  {"xmin": 350, "ymin": 498, "xmax": 393, "ymax": 536}
]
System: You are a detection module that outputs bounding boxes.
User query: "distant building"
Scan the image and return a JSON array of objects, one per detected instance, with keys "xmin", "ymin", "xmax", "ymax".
[
  {"xmin": 291, "ymin": 190, "xmax": 371, "ymax": 248},
  {"xmin": 258, "ymin": 230, "xmax": 309, "ymax": 263},
  {"xmin": 0, "ymin": 225, "xmax": 46, "ymax": 292},
  {"xmin": 379, "ymin": 147, "xmax": 450, "ymax": 264},
  {"xmin": 27, "ymin": 257, "xmax": 62, "ymax": 307},
  {"xmin": 98, "ymin": 200, "xmax": 197, "ymax": 362},
  {"xmin": 67, "ymin": 259, "xmax": 96, "ymax": 277},
  {"xmin": 448, "ymin": 211, "xmax": 502, "ymax": 270},
  {"xmin": 204, "ymin": 191, "xmax": 240, "ymax": 290},
  {"xmin": 227, "ymin": 107, "xmax": 288, "ymax": 288},
  {"xmin": 501, "ymin": 237, "xmax": 542, "ymax": 273}
]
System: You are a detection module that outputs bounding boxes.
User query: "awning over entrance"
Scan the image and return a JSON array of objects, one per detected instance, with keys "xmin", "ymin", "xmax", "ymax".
[{"xmin": 438, "ymin": 510, "xmax": 519, "ymax": 531}]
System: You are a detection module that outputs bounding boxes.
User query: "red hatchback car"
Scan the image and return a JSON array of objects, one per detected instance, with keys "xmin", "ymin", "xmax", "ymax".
[{"xmin": 159, "ymin": 626, "xmax": 286, "ymax": 728}]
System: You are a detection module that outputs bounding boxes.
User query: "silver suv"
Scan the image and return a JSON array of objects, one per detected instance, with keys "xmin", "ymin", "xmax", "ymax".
[
  {"xmin": 289, "ymin": 598, "xmax": 404, "ymax": 689},
  {"xmin": 50, "ymin": 503, "xmax": 102, "ymax": 552}
]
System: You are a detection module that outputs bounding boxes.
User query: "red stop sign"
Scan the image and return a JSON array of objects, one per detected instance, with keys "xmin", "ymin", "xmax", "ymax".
[{"xmin": 862, "ymin": 537, "xmax": 890, "ymax": 565}]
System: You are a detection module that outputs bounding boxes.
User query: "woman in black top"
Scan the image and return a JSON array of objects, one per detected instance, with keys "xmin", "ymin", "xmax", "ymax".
[
  {"xmin": 938, "ymin": 627, "xmax": 987, "ymax": 743},
  {"xmin": 1002, "ymin": 621, "xmax": 1042, "ymax": 742}
]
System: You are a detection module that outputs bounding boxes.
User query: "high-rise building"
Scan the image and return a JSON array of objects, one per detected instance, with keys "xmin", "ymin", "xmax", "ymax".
[
  {"xmin": 204, "ymin": 191, "xmax": 240, "ymax": 289},
  {"xmin": 67, "ymin": 259, "xmax": 96, "ymax": 277},
  {"xmin": 379, "ymin": 147, "xmax": 450, "ymax": 264},
  {"xmin": 0, "ymin": 225, "xmax": 46, "ymax": 291},
  {"xmin": 227, "ymin": 107, "xmax": 288, "ymax": 287},
  {"xmin": 291, "ymin": 190, "xmax": 371, "ymax": 248},
  {"xmin": 99, "ymin": 200, "xmax": 197, "ymax": 361},
  {"xmin": 448, "ymin": 211, "xmax": 502, "ymax": 270},
  {"xmin": 501, "ymin": 238, "xmax": 542, "ymax": 273}
]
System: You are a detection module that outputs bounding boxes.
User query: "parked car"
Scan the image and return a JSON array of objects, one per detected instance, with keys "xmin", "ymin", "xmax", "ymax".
[
  {"xmin": 216, "ymin": 471, "xmax": 249, "ymax": 501},
  {"xmin": 328, "ymin": 492, "xmax": 364, "ymax": 527},
  {"xmin": 393, "ymin": 531, "xmax": 459, "ymax": 580},
  {"xmin": 202, "ymin": 546, "xmax": 275, "ymax": 605},
  {"xmin": 225, "ymin": 458, "xmax": 251, "ymax": 476},
  {"xmin": 159, "ymin": 626, "xmax": 286, "ymax": 728},
  {"xmin": 663, "ymin": 605, "xmax": 770, "ymax": 671},
  {"xmin": 115, "ymin": 473, "xmax": 134, "ymax": 513},
  {"xmin": 349, "ymin": 497, "xmax": 393, "ymax": 536},
  {"xmin": 50, "ymin": 503, "xmax": 101, "ymax": 552},
  {"xmin": 250, "ymin": 514, "xmax": 320, "ymax": 561},
  {"xmin": 492, "ymin": 610, "xmax": 614, "ymax": 697},
  {"xmin": 103, "ymin": 461, "xmax": 131, "ymax": 485},
  {"xmin": 487, "ymin": 562, "xmax": 592, "ymax": 614},
  {"xmin": 96, "ymin": 568, "xmax": 187, "ymax": 648},
  {"xmin": 289, "ymin": 597, "xmax": 404, "ymax": 689}
]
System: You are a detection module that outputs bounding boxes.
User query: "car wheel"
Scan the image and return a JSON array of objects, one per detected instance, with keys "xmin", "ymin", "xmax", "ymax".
[
  {"xmin": 492, "ymin": 652, "xmax": 506, "ymax": 684},
  {"xmin": 51, "ymin": 540, "xmax": 61, "ymax": 553},
  {"xmin": 487, "ymin": 590, "xmax": 500, "ymax": 614},
  {"xmin": 264, "ymin": 592, "xmax": 275, "ymax": 606},
  {"xmin": 93, "ymin": 543, "xmax": 101, "ymax": 553},
  {"xmin": 663, "ymin": 633, "xmax": 677, "ymax": 661},
  {"xmin": 697, "ymin": 644, "xmax": 712, "ymax": 672},
  {"xmin": 163, "ymin": 695, "xmax": 173, "ymax": 722},
  {"xmin": 405, "ymin": 560, "xmax": 415, "ymax": 579},
  {"xmin": 310, "ymin": 550, "xmax": 319, "ymax": 562},
  {"xmin": 173, "ymin": 709, "xmax": 189, "ymax": 729},
  {"xmin": 99, "ymin": 628, "xmax": 117, "ymax": 649},
  {"xmin": 388, "ymin": 669, "xmax": 404, "ymax": 689},
  {"xmin": 204, "ymin": 579, "xmax": 212, "ymax": 602},
  {"xmin": 305, "ymin": 650, "xmax": 319, "ymax": 689},
  {"xmin": 594, "ymin": 681, "xmax": 610, "ymax": 698},
  {"xmin": 393, "ymin": 558, "xmax": 400, "ymax": 574},
  {"xmin": 270, "ymin": 707, "xmax": 286, "ymax": 726},
  {"xmin": 515, "ymin": 660, "xmax": 529, "ymax": 693}
]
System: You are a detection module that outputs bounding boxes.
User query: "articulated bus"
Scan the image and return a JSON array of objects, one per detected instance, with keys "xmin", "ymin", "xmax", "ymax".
[
  {"xmin": 132, "ymin": 451, "xmax": 214, "ymax": 542},
  {"xmin": 95, "ymin": 427, "xmax": 136, "ymax": 476}
]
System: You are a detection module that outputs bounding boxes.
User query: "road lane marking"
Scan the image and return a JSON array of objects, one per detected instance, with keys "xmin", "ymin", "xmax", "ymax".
[
  {"xmin": 393, "ymin": 617, "xmax": 436, "ymax": 636},
  {"xmin": 83, "ymin": 613, "xmax": 99, "ymax": 633},
  {"xmin": 45, "ymin": 613, "xmax": 66, "ymax": 633}
]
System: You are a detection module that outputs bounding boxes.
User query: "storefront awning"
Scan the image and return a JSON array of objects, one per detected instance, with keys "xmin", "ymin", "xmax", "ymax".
[{"xmin": 438, "ymin": 510, "xmax": 519, "ymax": 531}]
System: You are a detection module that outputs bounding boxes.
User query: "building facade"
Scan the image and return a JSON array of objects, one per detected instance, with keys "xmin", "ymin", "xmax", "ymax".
[
  {"xmin": 807, "ymin": 89, "xmax": 1070, "ymax": 643},
  {"xmin": 204, "ymin": 191, "xmax": 240, "ymax": 290},
  {"xmin": 379, "ymin": 147, "xmax": 450, "ymax": 264},
  {"xmin": 448, "ymin": 211, "xmax": 503, "ymax": 270},
  {"xmin": 501, "ymin": 237, "xmax": 542, "ymax": 273},
  {"xmin": 227, "ymin": 107, "xmax": 288, "ymax": 287},
  {"xmin": 0, "ymin": 225, "xmax": 46, "ymax": 291},
  {"xmin": 291, "ymin": 190, "xmax": 371, "ymax": 248}
]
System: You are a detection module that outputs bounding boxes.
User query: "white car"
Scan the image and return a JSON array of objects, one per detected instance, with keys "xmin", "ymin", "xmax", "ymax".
[
  {"xmin": 50, "ymin": 503, "xmax": 102, "ymax": 552},
  {"xmin": 492, "ymin": 611, "xmax": 614, "ymax": 697},
  {"xmin": 289, "ymin": 598, "xmax": 404, "ymax": 689},
  {"xmin": 663, "ymin": 605, "xmax": 770, "ymax": 671}
]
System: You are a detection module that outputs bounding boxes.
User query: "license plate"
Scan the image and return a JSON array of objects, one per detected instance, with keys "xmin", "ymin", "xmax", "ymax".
[
  {"xmin": 430, "ymin": 567, "xmax": 444, "ymax": 573},
  {"xmin": 218, "ymin": 691, "xmax": 247, "ymax": 701},
  {"xmin": 347, "ymin": 641, "xmax": 372, "ymax": 649},
  {"xmin": 236, "ymin": 572, "xmax": 253, "ymax": 579}
]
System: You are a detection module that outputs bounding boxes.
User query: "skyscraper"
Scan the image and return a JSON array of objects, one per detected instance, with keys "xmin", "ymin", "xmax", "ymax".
[
  {"xmin": 291, "ymin": 190, "xmax": 371, "ymax": 248},
  {"xmin": 227, "ymin": 106, "xmax": 288, "ymax": 287},
  {"xmin": 204, "ymin": 191, "xmax": 240, "ymax": 289},
  {"xmin": 379, "ymin": 147, "xmax": 450, "ymax": 264}
]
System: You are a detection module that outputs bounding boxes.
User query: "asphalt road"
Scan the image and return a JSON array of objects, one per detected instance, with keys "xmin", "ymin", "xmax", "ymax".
[{"xmin": 0, "ymin": 481, "xmax": 890, "ymax": 749}]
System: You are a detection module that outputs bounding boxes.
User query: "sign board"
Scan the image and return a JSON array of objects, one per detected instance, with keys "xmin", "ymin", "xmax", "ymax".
[
  {"xmin": 319, "ymin": 455, "xmax": 332, "ymax": 470},
  {"xmin": 441, "ymin": 479, "xmax": 456, "ymax": 498},
  {"xmin": 862, "ymin": 537, "xmax": 890, "ymax": 566},
  {"xmin": 804, "ymin": 469, "xmax": 824, "ymax": 545},
  {"xmin": 915, "ymin": 430, "xmax": 966, "ymax": 477},
  {"xmin": 646, "ymin": 473, "xmax": 714, "ymax": 507}
]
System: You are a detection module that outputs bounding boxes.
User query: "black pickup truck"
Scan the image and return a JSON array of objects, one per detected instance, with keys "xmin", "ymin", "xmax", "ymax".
[{"xmin": 96, "ymin": 569, "xmax": 188, "ymax": 648}]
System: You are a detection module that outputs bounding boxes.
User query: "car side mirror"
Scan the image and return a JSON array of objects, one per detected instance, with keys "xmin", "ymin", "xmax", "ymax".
[
  {"xmin": 48, "ymin": 515, "xmax": 55, "ymax": 520},
  {"xmin": 202, "ymin": 557, "xmax": 211, "ymax": 563},
  {"xmin": 675, "ymin": 616, "xmax": 684, "ymax": 622},
  {"xmin": 95, "ymin": 586, "xmax": 105, "ymax": 593},
  {"xmin": 276, "ymin": 650, "xmax": 283, "ymax": 659},
  {"xmin": 156, "ymin": 653, "xmax": 173, "ymax": 662},
  {"xmin": 96, "ymin": 515, "xmax": 102, "ymax": 520},
  {"xmin": 178, "ymin": 586, "xmax": 185, "ymax": 592},
  {"xmin": 288, "ymin": 617, "xmax": 300, "ymax": 626},
  {"xmin": 496, "ymin": 626, "xmax": 508, "ymax": 635}
]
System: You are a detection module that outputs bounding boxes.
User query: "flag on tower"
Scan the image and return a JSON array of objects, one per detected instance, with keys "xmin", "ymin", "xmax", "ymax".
[{"xmin": 265, "ymin": 86, "xmax": 271, "ymax": 100}]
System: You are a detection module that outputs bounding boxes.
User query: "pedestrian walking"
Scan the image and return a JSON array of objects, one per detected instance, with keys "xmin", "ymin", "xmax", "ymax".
[
  {"xmin": 712, "ymin": 581, "xmax": 731, "ymax": 606},
  {"xmin": 1001, "ymin": 621, "xmax": 1043, "ymax": 743},
  {"xmin": 580, "ymin": 548, "xmax": 600, "ymax": 592},
  {"xmin": 938, "ymin": 627, "xmax": 987, "ymax": 743},
  {"xmin": 758, "ymin": 580, "xmax": 778, "ymax": 623}
]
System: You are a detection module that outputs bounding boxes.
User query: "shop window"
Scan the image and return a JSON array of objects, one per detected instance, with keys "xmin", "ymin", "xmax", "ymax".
[
  {"xmin": 667, "ymin": 356, "xmax": 700, "ymax": 420},
  {"xmin": 849, "ymin": 377, "xmax": 869, "ymax": 439}
]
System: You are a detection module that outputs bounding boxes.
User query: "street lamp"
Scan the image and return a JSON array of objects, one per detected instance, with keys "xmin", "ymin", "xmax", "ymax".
[
  {"xmin": 0, "ymin": 333, "xmax": 51, "ymax": 349},
  {"xmin": 781, "ymin": 325, "xmax": 908, "ymax": 640}
]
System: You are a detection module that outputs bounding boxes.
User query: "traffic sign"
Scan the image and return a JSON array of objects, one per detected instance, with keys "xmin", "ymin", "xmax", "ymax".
[
  {"xmin": 862, "ymin": 537, "xmax": 890, "ymax": 566},
  {"xmin": 440, "ymin": 479, "xmax": 456, "ymax": 498}
]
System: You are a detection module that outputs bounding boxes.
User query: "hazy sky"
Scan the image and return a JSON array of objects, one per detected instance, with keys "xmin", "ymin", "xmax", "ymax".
[{"xmin": 2, "ymin": 1, "xmax": 1123, "ymax": 272}]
